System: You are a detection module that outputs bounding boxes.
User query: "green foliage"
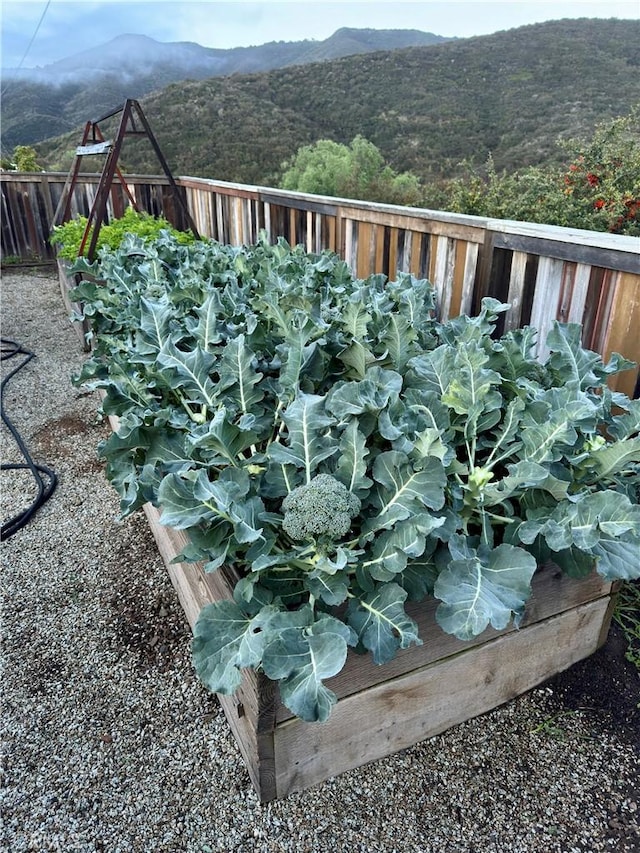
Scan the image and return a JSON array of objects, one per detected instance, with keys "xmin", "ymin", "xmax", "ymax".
[
  {"xmin": 50, "ymin": 206, "xmax": 194, "ymax": 259},
  {"xmin": 14, "ymin": 145, "xmax": 41, "ymax": 171},
  {"xmin": 1, "ymin": 145, "xmax": 41, "ymax": 171},
  {"xmin": 280, "ymin": 135, "xmax": 423, "ymax": 205},
  {"xmin": 442, "ymin": 109, "xmax": 640, "ymax": 235},
  {"xmin": 613, "ymin": 581, "xmax": 640, "ymax": 671},
  {"xmin": 560, "ymin": 108, "xmax": 640, "ymax": 235},
  {"xmin": 34, "ymin": 20, "xmax": 640, "ymax": 197},
  {"xmin": 70, "ymin": 231, "xmax": 640, "ymax": 722}
]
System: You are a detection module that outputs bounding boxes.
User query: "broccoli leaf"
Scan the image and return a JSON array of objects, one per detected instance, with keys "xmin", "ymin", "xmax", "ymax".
[
  {"xmin": 347, "ymin": 582, "xmax": 422, "ymax": 664},
  {"xmin": 192, "ymin": 600, "xmax": 273, "ymax": 694},
  {"xmin": 157, "ymin": 339, "xmax": 218, "ymax": 408},
  {"xmin": 305, "ymin": 569, "xmax": 351, "ymax": 606},
  {"xmin": 184, "ymin": 291, "xmax": 225, "ymax": 350},
  {"xmin": 267, "ymin": 392, "xmax": 337, "ymax": 481},
  {"xmin": 546, "ymin": 322, "xmax": 636, "ymax": 388},
  {"xmin": 366, "ymin": 451, "xmax": 446, "ymax": 532},
  {"xmin": 187, "ymin": 408, "xmax": 258, "ymax": 466},
  {"xmin": 275, "ymin": 326, "xmax": 319, "ymax": 402},
  {"xmin": 217, "ymin": 334, "xmax": 264, "ymax": 415},
  {"xmin": 441, "ymin": 341, "xmax": 503, "ymax": 439},
  {"xmin": 407, "ymin": 344, "xmax": 457, "ymax": 397},
  {"xmin": 157, "ymin": 467, "xmax": 255, "ymax": 539},
  {"xmin": 136, "ymin": 296, "xmax": 177, "ymax": 360},
  {"xmin": 334, "ymin": 421, "xmax": 372, "ymax": 496},
  {"xmin": 326, "ymin": 367, "xmax": 403, "ymax": 418},
  {"xmin": 380, "ymin": 314, "xmax": 417, "ymax": 372},
  {"xmin": 434, "ymin": 540, "xmax": 538, "ymax": 640},
  {"xmin": 580, "ymin": 437, "xmax": 640, "ymax": 480},
  {"xmin": 545, "ymin": 323, "xmax": 604, "ymax": 388},
  {"xmin": 607, "ymin": 398, "xmax": 640, "ymax": 440},
  {"xmin": 261, "ymin": 615, "xmax": 354, "ymax": 722},
  {"xmin": 520, "ymin": 396, "xmax": 597, "ymax": 464},
  {"xmin": 519, "ymin": 490, "xmax": 640, "ymax": 580}
]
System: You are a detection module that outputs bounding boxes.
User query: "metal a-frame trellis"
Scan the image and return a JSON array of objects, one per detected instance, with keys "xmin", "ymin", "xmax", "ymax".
[{"xmin": 52, "ymin": 98, "xmax": 199, "ymax": 258}]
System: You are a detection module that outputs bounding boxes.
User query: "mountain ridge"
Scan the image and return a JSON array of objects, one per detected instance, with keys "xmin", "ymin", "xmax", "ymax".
[
  {"xmin": 9, "ymin": 19, "xmax": 640, "ymax": 194},
  {"xmin": 1, "ymin": 27, "xmax": 448, "ymax": 151}
]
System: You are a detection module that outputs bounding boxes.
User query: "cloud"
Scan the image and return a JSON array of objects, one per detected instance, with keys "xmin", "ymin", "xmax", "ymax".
[{"xmin": 2, "ymin": 0, "xmax": 639, "ymax": 67}]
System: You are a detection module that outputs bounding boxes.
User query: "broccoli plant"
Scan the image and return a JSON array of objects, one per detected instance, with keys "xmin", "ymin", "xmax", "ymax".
[{"xmin": 70, "ymin": 231, "xmax": 640, "ymax": 723}]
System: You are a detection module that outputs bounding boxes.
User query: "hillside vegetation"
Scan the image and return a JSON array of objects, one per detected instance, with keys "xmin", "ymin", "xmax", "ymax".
[
  {"xmin": 1, "ymin": 28, "xmax": 447, "ymax": 151},
  {"xmin": 33, "ymin": 18, "xmax": 640, "ymax": 188}
]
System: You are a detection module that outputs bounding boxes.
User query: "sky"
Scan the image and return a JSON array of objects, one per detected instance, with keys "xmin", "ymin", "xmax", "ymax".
[{"xmin": 2, "ymin": 0, "xmax": 639, "ymax": 69}]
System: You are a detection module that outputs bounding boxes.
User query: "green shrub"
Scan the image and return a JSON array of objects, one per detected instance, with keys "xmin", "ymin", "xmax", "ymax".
[
  {"xmin": 50, "ymin": 206, "xmax": 194, "ymax": 260},
  {"xmin": 280, "ymin": 135, "xmax": 423, "ymax": 206}
]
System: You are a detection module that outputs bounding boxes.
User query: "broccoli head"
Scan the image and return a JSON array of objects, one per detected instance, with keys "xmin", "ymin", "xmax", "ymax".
[{"xmin": 281, "ymin": 473, "xmax": 361, "ymax": 543}]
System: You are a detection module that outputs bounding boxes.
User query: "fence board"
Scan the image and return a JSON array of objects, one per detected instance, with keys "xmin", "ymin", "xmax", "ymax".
[
  {"xmin": 460, "ymin": 241, "xmax": 479, "ymax": 316},
  {"xmin": 567, "ymin": 263, "xmax": 592, "ymax": 325},
  {"xmin": 602, "ymin": 271, "xmax": 640, "ymax": 399},
  {"xmin": 529, "ymin": 256, "xmax": 565, "ymax": 360},
  {"xmin": 434, "ymin": 235, "xmax": 455, "ymax": 320},
  {"xmin": 504, "ymin": 250, "xmax": 528, "ymax": 331}
]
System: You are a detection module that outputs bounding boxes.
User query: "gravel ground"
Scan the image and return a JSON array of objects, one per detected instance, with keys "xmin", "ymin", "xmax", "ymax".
[{"xmin": 1, "ymin": 268, "xmax": 638, "ymax": 853}]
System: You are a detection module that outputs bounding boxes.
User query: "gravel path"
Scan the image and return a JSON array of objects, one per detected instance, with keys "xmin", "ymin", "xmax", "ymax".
[{"xmin": 1, "ymin": 268, "xmax": 638, "ymax": 853}]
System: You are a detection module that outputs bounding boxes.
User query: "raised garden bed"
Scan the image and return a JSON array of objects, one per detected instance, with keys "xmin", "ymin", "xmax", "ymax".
[
  {"xmin": 60, "ymin": 227, "xmax": 637, "ymax": 803},
  {"xmin": 142, "ymin": 498, "xmax": 615, "ymax": 801}
]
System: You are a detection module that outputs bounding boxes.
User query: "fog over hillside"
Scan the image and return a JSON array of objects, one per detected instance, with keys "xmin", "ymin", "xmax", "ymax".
[
  {"xmin": 1, "ymin": 27, "xmax": 448, "ymax": 151},
  {"xmin": 1, "ymin": 28, "xmax": 448, "ymax": 85}
]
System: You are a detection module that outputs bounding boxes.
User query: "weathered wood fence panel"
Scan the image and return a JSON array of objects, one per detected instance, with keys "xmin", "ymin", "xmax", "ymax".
[
  {"xmin": 2, "ymin": 171, "xmax": 639, "ymax": 395},
  {"xmin": 0, "ymin": 172, "xmax": 192, "ymax": 260}
]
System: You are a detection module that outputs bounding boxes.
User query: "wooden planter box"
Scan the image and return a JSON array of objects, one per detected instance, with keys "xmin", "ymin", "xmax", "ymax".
[{"xmin": 141, "ymin": 501, "xmax": 616, "ymax": 802}]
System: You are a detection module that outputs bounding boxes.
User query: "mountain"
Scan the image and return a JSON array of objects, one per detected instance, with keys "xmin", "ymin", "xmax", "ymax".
[
  {"xmin": 0, "ymin": 28, "xmax": 448, "ymax": 150},
  {"xmin": 33, "ymin": 18, "xmax": 640, "ymax": 188}
]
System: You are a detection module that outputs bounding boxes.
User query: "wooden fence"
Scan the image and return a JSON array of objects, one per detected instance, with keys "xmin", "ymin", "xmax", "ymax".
[{"xmin": 2, "ymin": 171, "xmax": 639, "ymax": 396}]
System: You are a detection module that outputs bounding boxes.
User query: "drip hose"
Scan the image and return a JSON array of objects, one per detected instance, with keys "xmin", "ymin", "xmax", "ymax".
[{"xmin": 1, "ymin": 338, "xmax": 57, "ymax": 540}]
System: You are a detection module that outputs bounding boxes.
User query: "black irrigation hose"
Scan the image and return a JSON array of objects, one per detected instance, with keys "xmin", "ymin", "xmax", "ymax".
[{"xmin": 1, "ymin": 338, "xmax": 57, "ymax": 541}]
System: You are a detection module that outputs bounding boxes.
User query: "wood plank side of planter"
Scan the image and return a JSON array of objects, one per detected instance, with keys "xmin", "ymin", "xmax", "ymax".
[
  {"xmin": 299, "ymin": 566, "xmax": 611, "ymax": 726},
  {"xmin": 140, "ymin": 501, "xmax": 615, "ymax": 802},
  {"xmin": 272, "ymin": 595, "xmax": 613, "ymax": 798},
  {"xmin": 58, "ymin": 259, "xmax": 90, "ymax": 350},
  {"xmin": 140, "ymin": 504, "xmax": 279, "ymax": 801}
]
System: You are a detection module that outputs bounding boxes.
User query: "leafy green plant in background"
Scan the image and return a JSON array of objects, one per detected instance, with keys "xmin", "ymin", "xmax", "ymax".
[
  {"xmin": 280, "ymin": 135, "xmax": 423, "ymax": 206},
  {"xmin": 50, "ymin": 206, "xmax": 194, "ymax": 260},
  {"xmin": 0, "ymin": 144, "xmax": 41, "ymax": 171},
  {"xmin": 67, "ymin": 228, "xmax": 640, "ymax": 723}
]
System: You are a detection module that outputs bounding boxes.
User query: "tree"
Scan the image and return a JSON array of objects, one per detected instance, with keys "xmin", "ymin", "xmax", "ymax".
[
  {"xmin": 4, "ymin": 145, "xmax": 42, "ymax": 172},
  {"xmin": 280, "ymin": 135, "xmax": 422, "ymax": 206}
]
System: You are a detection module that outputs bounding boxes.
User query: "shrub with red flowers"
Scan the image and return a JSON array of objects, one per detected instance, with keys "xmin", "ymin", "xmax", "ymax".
[
  {"xmin": 561, "ymin": 109, "xmax": 640, "ymax": 235},
  {"xmin": 440, "ymin": 107, "xmax": 640, "ymax": 236}
]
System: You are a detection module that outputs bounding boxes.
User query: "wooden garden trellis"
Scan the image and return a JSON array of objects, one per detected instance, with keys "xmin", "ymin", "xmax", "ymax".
[
  {"xmin": 49, "ymin": 99, "xmax": 200, "ymax": 349},
  {"xmin": 51, "ymin": 98, "xmax": 199, "ymax": 258}
]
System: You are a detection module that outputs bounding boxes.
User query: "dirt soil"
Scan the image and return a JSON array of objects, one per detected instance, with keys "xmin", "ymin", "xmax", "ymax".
[{"xmin": 548, "ymin": 614, "xmax": 639, "ymax": 747}]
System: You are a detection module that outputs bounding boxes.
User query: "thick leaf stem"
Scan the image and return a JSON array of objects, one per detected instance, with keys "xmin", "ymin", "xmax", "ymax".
[{"xmin": 202, "ymin": 501, "xmax": 233, "ymax": 524}]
